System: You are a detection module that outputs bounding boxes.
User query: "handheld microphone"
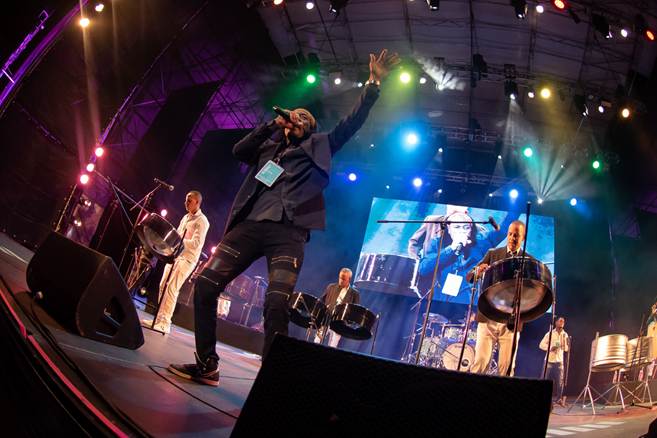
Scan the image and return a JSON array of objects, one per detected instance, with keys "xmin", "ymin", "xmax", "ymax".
[
  {"xmin": 273, "ymin": 106, "xmax": 291, "ymax": 122},
  {"xmin": 488, "ymin": 216, "xmax": 500, "ymax": 231},
  {"xmin": 154, "ymin": 178, "xmax": 174, "ymax": 191}
]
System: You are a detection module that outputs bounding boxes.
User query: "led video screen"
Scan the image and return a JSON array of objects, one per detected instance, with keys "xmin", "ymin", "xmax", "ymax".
[{"xmin": 355, "ymin": 198, "xmax": 555, "ymax": 306}]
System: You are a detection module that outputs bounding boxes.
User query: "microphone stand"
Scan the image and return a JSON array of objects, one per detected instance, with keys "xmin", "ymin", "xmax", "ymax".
[
  {"xmin": 118, "ymin": 183, "xmax": 164, "ymax": 271},
  {"xmin": 458, "ymin": 266, "xmax": 481, "ymax": 371},
  {"xmin": 506, "ymin": 202, "xmax": 531, "ymax": 377},
  {"xmin": 542, "ymin": 275, "xmax": 557, "ymax": 379},
  {"xmin": 402, "ymin": 289, "xmax": 432, "ymax": 363},
  {"xmin": 377, "ymin": 217, "xmax": 494, "ymax": 366}
]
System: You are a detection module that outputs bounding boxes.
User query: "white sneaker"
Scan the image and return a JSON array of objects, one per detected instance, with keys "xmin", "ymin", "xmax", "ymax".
[
  {"xmin": 141, "ymin": 318, "xmax": 171, "ymax": 334},
  {"xmin": 153, "ymin": 322, "xmax": 171, "ymax": 334}
]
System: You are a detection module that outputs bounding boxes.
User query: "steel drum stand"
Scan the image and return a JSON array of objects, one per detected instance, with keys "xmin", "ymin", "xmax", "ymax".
[
  {"xmin": 377, "ymin": 217, "xmax": 492, "ymax": 366},
  {"xmin": 568, "ymin": 339, "xmax": 605, "ymax": 415}
]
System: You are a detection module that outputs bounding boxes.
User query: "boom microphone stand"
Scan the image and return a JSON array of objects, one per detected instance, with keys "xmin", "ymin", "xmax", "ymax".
[
  {"xmin": 457, "ymin": 266, "xmax": 480, "ymax": 371},
  {"xmin": 506, "ymin": 201, "xmax": 531, "ymax": 377},
  {"xmin": 377, "ymin": 217, "xmax": 495, "ymax": 366}
]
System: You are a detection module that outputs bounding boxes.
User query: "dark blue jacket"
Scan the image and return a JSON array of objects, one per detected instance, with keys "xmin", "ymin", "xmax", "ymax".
[{"xmin": 227, "ymin": 84, "xmax": 380, "ymax": 234}]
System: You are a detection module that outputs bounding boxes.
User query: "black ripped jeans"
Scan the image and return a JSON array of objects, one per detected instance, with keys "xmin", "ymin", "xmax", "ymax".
[{"xmin": 193, "ymin": 220, "xmax": 307, "ymax": 361}]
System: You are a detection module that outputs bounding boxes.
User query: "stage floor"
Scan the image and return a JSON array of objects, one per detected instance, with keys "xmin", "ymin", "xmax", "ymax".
[{"xmin": 1, "ymin": 232, "xmax": 656, "ymax": 437}]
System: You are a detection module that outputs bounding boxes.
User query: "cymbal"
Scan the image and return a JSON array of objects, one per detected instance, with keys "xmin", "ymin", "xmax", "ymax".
[
  {"xmin": 423, "ymin": 312, "xmax": 448, "ymax": 324},
  {"xmin": 458, "ymin": 318, "xmax": 466, "ymax": 324}
]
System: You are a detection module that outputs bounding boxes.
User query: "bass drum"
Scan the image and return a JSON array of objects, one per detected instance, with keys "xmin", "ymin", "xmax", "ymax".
[
  {"xmin": 289, "ymin": 292, "xmax": 327, "ymax": 329},
  {"xmin": 354, "ymin": 253, "xmax": 419, "ymax": 296},
  {"xmin": 135, "ymin": 213, "xmax": 183, "ymax": 264},
  {"xmin": 329, "ymin": 303, "xmax": 377, "ymax": 341},
  {"xmin": 442, "ymin": 343, "xmax": 475, "ymax": 371},
  {"xmin": 479, "ymin": 258, "xmax": 553, "ymax": 324}
]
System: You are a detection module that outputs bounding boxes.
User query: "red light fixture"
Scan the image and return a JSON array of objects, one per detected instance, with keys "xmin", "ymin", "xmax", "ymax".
[
  {"xmin": 553, "ymin": 0, "xmax": 566, "ymax": 10},
  {"xmin": 647, "ymin": 30, "xmax": 655, "ymax": 41}
]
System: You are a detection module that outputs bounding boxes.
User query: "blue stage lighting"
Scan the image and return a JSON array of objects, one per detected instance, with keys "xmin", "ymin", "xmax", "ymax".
[
  {"xmin": 570, "ymin": 198, "xmax": 577, "ymax": 206},
  {"xmin": 407, "ymin": 134, "xmax": 418, "ymax": 145},
  {"xmin": 510, "ymin": 189, "xmax": 519, "ymax": 198},
  {"xmin": 413, "ymin": 178, "xmax": 423, "ymax": 187},
  {"xmin": 523, "ymin": 147, "xmax": 533, "ymax": 157},
  {"xmin": 349, "ymin": 173, "xmax": 357, "ymax": 181}
]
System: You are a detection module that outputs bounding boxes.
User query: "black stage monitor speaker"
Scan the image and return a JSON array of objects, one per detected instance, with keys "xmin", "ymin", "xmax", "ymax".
[
  {"xmin": 26, "ymin": 232, "xmax": 144, "ymax": 350},
  {"xmin": 232, "ymin": 335, "xmax": 552, "ymax": 437}
]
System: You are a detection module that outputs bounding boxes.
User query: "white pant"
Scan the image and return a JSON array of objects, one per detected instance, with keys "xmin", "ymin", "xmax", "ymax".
[
  {"xmin": 157, "ymin": 259, "xmax": 195, "ymax": 325},
  {"xmin": 314, "ymin": 330, "xmax": 341, "ymax": 348},
  {"xmin": 471, "ymin": 320, "xmax": 519, "ymax": 376}
]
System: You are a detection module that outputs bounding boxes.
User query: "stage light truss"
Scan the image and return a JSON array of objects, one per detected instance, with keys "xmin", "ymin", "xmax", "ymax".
[
  {"xmin": 281, "ymin": 61, "xmax": 646, "ymax": 115},
  {"xmin": 342, "ymin": 122, "xmax": 619, "ymax": 164}
]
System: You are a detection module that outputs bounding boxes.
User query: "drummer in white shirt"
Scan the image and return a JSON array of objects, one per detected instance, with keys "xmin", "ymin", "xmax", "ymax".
[
  {"xmin": 142, "ymin": 191, "xmax": 209, "ymax": 333},
  {"xmin": 539, "ymin": 317, "xmax": 570, "ymax": 407},
  {"xmin": 314, "ymin": 268, "xmax": 360, "ymax": 348}
]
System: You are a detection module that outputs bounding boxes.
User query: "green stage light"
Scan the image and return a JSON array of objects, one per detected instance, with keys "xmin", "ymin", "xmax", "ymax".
[
  {"xmin": 523, "ymin": 147, "xmax": 533, "ymax": 157},
  {"xmin": 306, "ymin": 74, "xmax": 316, "ymax": 84},
  {"xmin": 592, "ymin": 160, "xmax": 600, "ymax": 169}
]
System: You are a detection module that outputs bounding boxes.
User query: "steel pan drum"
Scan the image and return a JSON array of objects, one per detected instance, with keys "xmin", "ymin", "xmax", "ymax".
[
  {"xmin": 136, "ymin": 213, "xmax": 183, "ymax": 264},
  {"xmin": 479, "ymin": 258, "xmax": 553, "ymax": 324},
  {"xmin": 329, "ymin": 303, "xmax": 377, "ymax": 341},
  {"xmin": 625, "ymin": 337, "xmax": 653, "ymax": 369},
  {"xmin": 223, "ymin": 274, "xmax": 253, "ymax": 302},
  {"xmin": 354, "ymin": 253, "xmax": 419, "ymax": 296},
  {"xmin": 591, "ymin": 334, "xmax": 628, "ymax": 372},
  {"xmin": 289, "ymin": 292, "xmax": 327, "ymax": 329}
]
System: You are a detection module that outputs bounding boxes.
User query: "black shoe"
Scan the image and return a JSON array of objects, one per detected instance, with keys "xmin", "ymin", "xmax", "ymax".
[{"xmin": 168, "ymin": 352, "xmax": 219, "ymax": 386}]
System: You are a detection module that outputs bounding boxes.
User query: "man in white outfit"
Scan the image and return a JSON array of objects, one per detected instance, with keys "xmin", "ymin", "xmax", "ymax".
[
  {"xmin": 540, "ymin": 317, "xmax": 569, "ymax": 407},
  {"xmin": 143, "ymin": 191, "xmax": 209, "ymax": 333}
]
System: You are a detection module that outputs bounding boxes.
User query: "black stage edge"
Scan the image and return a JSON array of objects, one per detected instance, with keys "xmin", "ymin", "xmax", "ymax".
[
  {"xmin": 233, "ymin": 334, "xmax": 553, "ymax": 437},
  {"xmin": 0, "ymin": 276, "xmax": 145, "ymax": 437}
]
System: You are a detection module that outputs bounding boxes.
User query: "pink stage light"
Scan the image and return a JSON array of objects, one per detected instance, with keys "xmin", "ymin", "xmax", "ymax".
[
  {"xmin": 95, "ymin": 147, "xmax": 104, "ymax": 157},
  {"xmin": 86, "ymin": 163, "xmax": 95, "ymax": 172},
  {"xmin": 160, "ymin": 209, "xmax": 168, "ymax": 217},
  {"xmin": 79, "ymin": 174, "xmax": 89, "ymax": 184},
  {"xmin": 211, "ymin": 246, "xmax": 217, "ymax": 254}
]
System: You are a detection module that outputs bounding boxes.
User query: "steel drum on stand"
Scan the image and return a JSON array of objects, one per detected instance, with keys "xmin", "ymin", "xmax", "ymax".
[
  {"xmin": 354, "ymin": 253, "xmax": 419, "ymax": 296},
  {"xmin": 289, "ymin": 292, "xmax": 327, "ymax": 329},
  {"xmin": 479, "ymin": 258, "xmax": 553, "ymax": 324},
  {"xmin": 625, "ymin": 337, "xmax": 653, "ymax": 369},
  {"xmin": 135, "ymin": 213, "xmax": 184, "ymax": 264},
  {"xmin": 590, "ymin": 334, "xmax": 628, "ymax": 372},
  {"xmin": 329, "ymin": 303, "xmax": 377, "ymax": 341}
]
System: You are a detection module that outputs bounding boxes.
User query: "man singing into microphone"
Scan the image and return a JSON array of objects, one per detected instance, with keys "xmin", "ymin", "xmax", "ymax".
[
  {"xmin": 416, "ymin": 207, "xmax": 508, "ymax": 304},
  {"xmin": 167, "ymin": 50, "xmax": 401, "ymax": 386},
  {"xmin": 143, "ymin": 191, "xmax": 209, "ymax": 333},
  {"xmin": 465, "ymin": 220, "xmax": 534, "ymax": 376}
]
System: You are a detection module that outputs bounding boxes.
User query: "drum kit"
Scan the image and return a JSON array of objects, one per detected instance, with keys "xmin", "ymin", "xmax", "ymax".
[
  {"xmin": 405, "ymin": 313, "xmax": 477, "ymax": 371},
  {"xmin": 288, "ymin": 292, "xmax": 379, "ymax": 345}
]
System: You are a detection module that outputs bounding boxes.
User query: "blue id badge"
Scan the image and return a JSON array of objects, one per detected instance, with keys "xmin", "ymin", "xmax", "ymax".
[{"xmin": 255, "ymin": 160, "xmax": 284, "ymax": 187}]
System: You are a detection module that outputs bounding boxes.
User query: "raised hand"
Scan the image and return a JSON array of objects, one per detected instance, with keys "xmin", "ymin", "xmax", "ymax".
[{"xmin": 369, "ymin": 49, "xmax": 402, "ymax": 82}]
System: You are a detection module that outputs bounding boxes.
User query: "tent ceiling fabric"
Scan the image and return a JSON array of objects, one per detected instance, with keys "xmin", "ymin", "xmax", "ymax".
[{"xmin": 255, "ymin": 0, "xmax": 657, "ymax": 152}]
